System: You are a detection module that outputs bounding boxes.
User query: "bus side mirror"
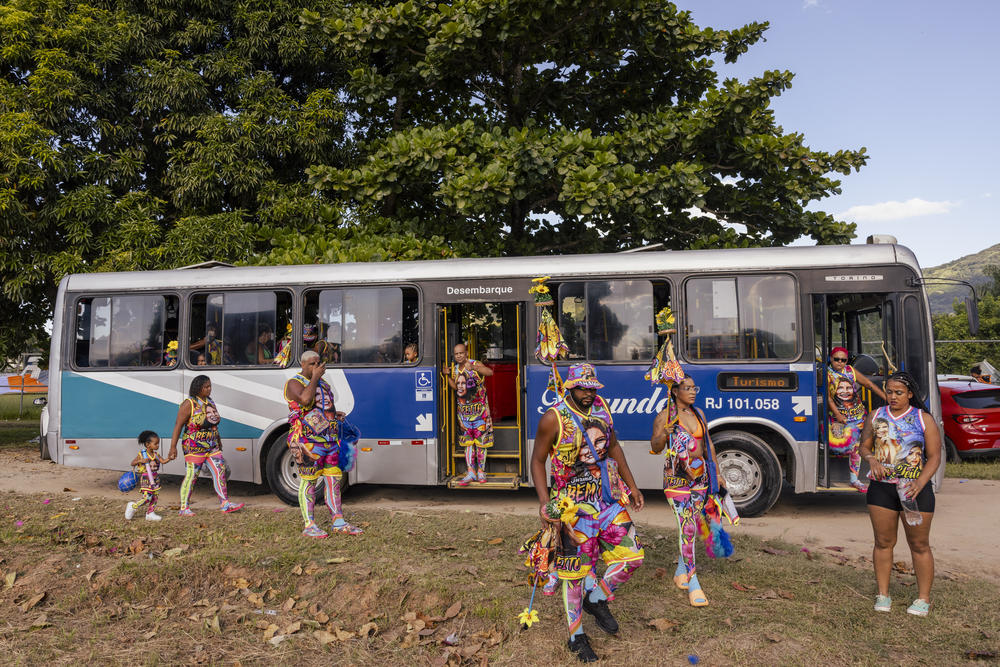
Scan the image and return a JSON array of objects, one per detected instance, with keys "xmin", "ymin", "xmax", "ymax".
[
  {"xmin": 965, "ymin": 296, "xmax": 979, "ymax": 336},
  {"xmin": 33, "ymin": 397, "xmax": 47, "ymax": 407}
]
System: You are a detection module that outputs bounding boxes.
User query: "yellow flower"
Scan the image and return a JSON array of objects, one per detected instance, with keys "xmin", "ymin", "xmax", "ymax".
[
  {"xmin": 285, "ymin": 322, "xmax": 293, "ymax": 333},
  {"xmin": 166, "ymin": 340, "xmax": 178, "ymax": 352},
  {"xmin": 528, "ymin": 284, "xmax": 550, "ymax": 295},
  {"xmin": 517, "ymin": 607, "xmax": 540, "ymax": 628}
]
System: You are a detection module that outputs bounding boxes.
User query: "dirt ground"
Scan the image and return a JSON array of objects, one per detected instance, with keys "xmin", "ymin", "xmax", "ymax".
[{"xmin": 2, "ymin": 447, "xmax": 998, "ymax": 581}]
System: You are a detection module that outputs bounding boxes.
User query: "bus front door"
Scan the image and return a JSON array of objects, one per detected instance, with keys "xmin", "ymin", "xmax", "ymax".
[{"xmin": 438, "ymin": 302, "xmax": 524, "ymax": 489}]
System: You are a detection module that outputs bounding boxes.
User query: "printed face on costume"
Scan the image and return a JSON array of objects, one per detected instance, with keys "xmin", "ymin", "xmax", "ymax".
[
  {"xmin": 873, "ymin": 419, "xmax": 889, "ymax": 440},
  {"xmin": 905, "ymin": 447, "xmax": 922, "ymax": 467},
  {"xmin": 585, "ymin": 425, "xmax": 608, "ymax": 451},
  {"xmin": 205, "ymin": 402, "xmax": 220, "ymax": 425},
  {"xmin": 836, "ymin": 378, "xmax": 854, "ymax": 401},
  {"xmin": 456, "ymin": 373, "xmax": 469, "ymax": 398}
]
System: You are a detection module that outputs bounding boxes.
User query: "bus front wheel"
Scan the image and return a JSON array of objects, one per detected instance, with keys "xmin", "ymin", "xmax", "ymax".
[{"xmin": 713, "ymin": 430, "xmax": 782, "ymax": 518}]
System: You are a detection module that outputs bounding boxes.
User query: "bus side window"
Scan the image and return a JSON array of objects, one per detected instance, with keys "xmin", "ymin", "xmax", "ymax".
[
  {"xmin": 305, "ymin": 286, "xmax": 414, "ymax": 365},
  {"xmin": 557, "ymin": 280, "xmax": 654, "ymax": 361},
  {"xmin": 74, "ymin": 295, "xmax": 176, "ymax": 368},
  {"xmin": 189, "ymin": 291, "xmax": 290, "ymax": 367}
]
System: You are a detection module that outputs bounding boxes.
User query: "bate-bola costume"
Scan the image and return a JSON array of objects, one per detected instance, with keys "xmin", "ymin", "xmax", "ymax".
[
  {"xmin": 126, "ymin": 452, "xmax": 163, "ymax": 521},
  {"xmin": 285, "ymin": 374, "xmax": 361, "ymax": 537},
  {"xmin": 178, "ymin": 397, "xmax": 243, "ymax": 515},
  {"xmin": 545, "ymin": 368, "xmax": 644, "ymax": 640},
  {"xmin": 827, "ymin": 360, "xmax": 869, "ymax": 491},
  {"xmin": 452, "ymin": 363, "xmax": 493, "ymax": 484},
  {"xmin": 663, "ymin": 406, "xmax": 733, "ymax": 606}
]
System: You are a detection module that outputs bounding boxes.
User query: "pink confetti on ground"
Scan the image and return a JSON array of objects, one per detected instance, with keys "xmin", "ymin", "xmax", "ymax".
[
  {"xmin": 15, "ymin": 520, "xmax": 23, "ymax": 526},
  {"xmin": 42, "ymin": 499, "xmax": 51, "ymax": 504},
  {"xmin": 272, "ymin": 507, "xmax": 285, "ymax": 512}
]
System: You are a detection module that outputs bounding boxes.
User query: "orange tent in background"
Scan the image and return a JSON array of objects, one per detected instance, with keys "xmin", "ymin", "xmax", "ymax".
[{"xmin": 0, "ymin": 373, "xmax": 48, "ymax": 394}]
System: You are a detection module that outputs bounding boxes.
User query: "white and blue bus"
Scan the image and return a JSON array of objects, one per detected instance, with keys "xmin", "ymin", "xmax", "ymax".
[{"xmin": 40, "ymin": 238, "xmax": 949, "ymax": 516}]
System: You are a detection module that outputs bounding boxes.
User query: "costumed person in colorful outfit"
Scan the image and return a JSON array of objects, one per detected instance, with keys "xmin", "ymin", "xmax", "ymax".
[
  {"xmin": 167, "ymin": 375, "xmax": 245, "ymax": 516},
  {"xmin": 284, "ymin": 350, "xmax": 362, "ymax": 538},
  {"xmin": 443, "ymin": 343, "xmax": 494, "ymax": 484},
  {"xmin": 650, "ymin": 375, "xmax": 733, "ymax": 607},
  {"xmin": 190, "ymin": 325, "xmax": 224, "ymax": 365},
  {"xmin": 860, "ymin": 371, "xmax": 941, "ymax": 617},
  {"xmin": 531, "ymin": 363, "xmax": 645, "ymax": 663},
  {"xmin": 125, "ymin": 430, "xmax": 171, "ymax": 522},
  {"xmin": 827, "ymin": 346, "xmax": 886, "ymax": 492}
]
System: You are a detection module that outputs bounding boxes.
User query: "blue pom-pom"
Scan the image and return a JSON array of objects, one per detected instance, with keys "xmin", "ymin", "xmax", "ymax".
[{"xmin": 688, "ymin": 655, "xmax": 700, "ymax": 664}]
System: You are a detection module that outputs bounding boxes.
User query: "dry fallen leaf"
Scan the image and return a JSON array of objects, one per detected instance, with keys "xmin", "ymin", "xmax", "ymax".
[
  {"xmin": 284, "ymin": 621, "xmax": 301, "ymax": 635},
  {"xmin": 314, "ymin": 630, "xmax": 337, "ymax": 645},
  {"xmin": 281, "ymin": 597, "xmax": 296, "ymax": 612},
  {"xmin": 143, "ymin": 630, "xmax": 157, "ymax": 640},
  {"xmin": 444, "ymin": 601, "xmax": 462, "ymax": 619},
  {"xmin": 777, "ymin": 590, "xmax": 795, "ymax": 600},
  {"xmin": 334, "ymin": 626, "xmax": 355, "ymax": 641},
  {"xmin": 325, "ymin": 557, "xmax": 349, "ymax": 564},
  {"xmin": 162, "ymin": 548, "xmax": 185, "ymax": 558},
  {"xmin": 765, "ymin": 633, "xmax": 782, "ymax": 643},
  {"xmin": 206, "ymin": 615, "xmax": 221, "ymax": 634},
  {"xmin": 63, "ymin": 487, "xmax": 75, "ymax": 492},
  {"xmin": 647, "ymin": 618, "xmax": 679, "ymax": 631},
  {"xmin": 824, "ymin": 545, "xmax": 845, "ymax": 552},
  {"xmin": 5, "ymin": 572, "xmax": 16, "ymax": 589},
  {"xmin": 653, "ymin": 567, "xmax": 668, "ymax": 580},
  {"xmin": 486, "ymin": 538, "xmax": 503, "ymax": 545},
  {"xmin": 30, "ymin": 614, "xmax": 51, "ymax": 629},
  {"xmin": 358, "ymin": 622, "xmax": 378, "ymax": 637},
  {"xmin": 730, "ymin": 581, "xmax": 757, "ymax": 592},
  {"xmin": 19, "ymin": 592, "xmax": 45, "ymax": 612},
  {"xmin": 268, "ymin": 635, "xmax": 287, "ymax": 646},
  {"xmin": 291, "ymin": 565, "xmax": 303, "ymax": 575},
  {"xmin": 314, "ymin": 611, "xmax": 330, "ymax": 624},
  {"xmin": 761, "ymin": 547, "xmax": 790, "ymax": 556},
  {"xmin": 263, "ymin": 623, "xmax": 280, "ymax": 640}
]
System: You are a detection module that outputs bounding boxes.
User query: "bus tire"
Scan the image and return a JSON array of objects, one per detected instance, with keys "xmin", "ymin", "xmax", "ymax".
[
  {"xmin": 944, "ymin": 437, "xmax": 962, "ymax": 464},
  {"xmin": 265, "ymin": 441, "xmax": 302, "ymax": 507},
  {"xmin": 713, "ymin": 430, "xmax": 782, "ymax": 518}
]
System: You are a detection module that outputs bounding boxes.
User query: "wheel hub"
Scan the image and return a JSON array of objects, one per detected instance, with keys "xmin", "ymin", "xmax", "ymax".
[{"xmin": 718, "ymin": 450, "xmax": 763, "ymax": 501}]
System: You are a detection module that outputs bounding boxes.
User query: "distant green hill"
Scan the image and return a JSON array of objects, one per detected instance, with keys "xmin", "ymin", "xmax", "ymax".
[{"xmin": 922, "ymin": 243, "xmax": 1000, "ymax": 315}]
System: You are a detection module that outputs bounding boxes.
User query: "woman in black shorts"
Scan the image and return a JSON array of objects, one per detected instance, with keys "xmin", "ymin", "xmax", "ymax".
[{"xmin": 859, "ymin": 371, "xmax": 941, "ymax": 616}]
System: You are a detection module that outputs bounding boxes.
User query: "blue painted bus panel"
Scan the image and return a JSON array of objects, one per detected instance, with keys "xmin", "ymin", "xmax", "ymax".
[{"xmin": 525, "ymin": 365, "xmax": 817, "ymax": 441}]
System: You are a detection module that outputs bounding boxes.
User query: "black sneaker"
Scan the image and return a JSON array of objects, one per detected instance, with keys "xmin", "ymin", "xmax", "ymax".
[
  {"xmin": 567, "ymin": 633, "xmax": 599, "ymax": 663},
  {"xmin": 582, "ymin": 596, "xmax": 619, "ymax": 634}
]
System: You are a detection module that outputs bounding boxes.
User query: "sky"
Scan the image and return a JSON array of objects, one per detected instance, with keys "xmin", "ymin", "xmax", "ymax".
[{"xmin": 687, "ymin": 0, "xmax": 1000, "ymax": 269}]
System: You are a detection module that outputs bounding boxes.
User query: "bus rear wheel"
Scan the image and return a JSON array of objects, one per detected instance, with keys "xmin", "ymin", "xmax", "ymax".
[
  {"xmin": 713, "ymin": 430, "xmax": 782, "ymax": 518},
  {"xmin": 265, "ymin": 440, "xmax": 348, "ymax": 507}
]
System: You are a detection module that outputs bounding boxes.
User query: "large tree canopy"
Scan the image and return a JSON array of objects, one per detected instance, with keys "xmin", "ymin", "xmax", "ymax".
[
  {"xmin": 1, "ymin": 0, "xmax": 868, "ymax": 360},
  {"xmin": 303, "ymin": 0, "xmax": 866, "ymax": 256}
]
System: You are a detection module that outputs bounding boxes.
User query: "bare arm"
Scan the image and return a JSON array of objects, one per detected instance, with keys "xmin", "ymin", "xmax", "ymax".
[
  {"xmin": 442, "ymin": 364, "xmax": 456, "ymax": 390},
  {"xmin": 285, "ymin": 365, "xmax": 325, "ymax": 407},
  {"xmin": 130, "ymin": 453, "xmax": 143, "ymax": 467},
  {"xmin": 607, "ymin": 430, "xmax": 645, "ymax": 511},
  {"xmin": 649, "ymin": 409, "xmax": 671, "ymax": 454},
  {"xmin": 471, "ymin": 360, "xmax": 494, "ymax": 377},
  {"xmin": 168, "ymin": 400, "xmax": 193, "ymax": 460},
  {"xmin": 912, "ymin": 411, "xmax": 942, "ymax": 495},
  {"xmin": 856, "ymin": 372, "xmax": 887, "ymax": 402},
  {"xmin": 531, "ymin": 410, "xmax": 559, "ymax": 524}
]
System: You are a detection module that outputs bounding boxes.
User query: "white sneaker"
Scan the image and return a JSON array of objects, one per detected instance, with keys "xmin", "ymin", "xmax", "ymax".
[
  {"xmin": 145, "ymin": 512, "xmax": 162, "ymax": 522},
  {"xmin": 125, "ymin": 502, "xmax": 136, "ymax": 520}
]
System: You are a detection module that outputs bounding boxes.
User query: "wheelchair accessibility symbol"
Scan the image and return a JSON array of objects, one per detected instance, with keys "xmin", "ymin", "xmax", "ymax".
[{"xmin": 415, "ymin": 370, "xmax": 433, "ymax": 401}]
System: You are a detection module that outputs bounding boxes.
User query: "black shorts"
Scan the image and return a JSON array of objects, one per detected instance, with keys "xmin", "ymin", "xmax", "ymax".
[{"xmin": 866, "ymin": 479, "xmax": 935, "ymax": 513}]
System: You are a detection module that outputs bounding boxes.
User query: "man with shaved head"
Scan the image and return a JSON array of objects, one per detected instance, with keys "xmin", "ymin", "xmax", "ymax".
[
  {"xmin": 443, "ymin": 342, "xmax": 494, "ymax": 484},
  {"xmin": 284, "ymin": 350, "xmax": 362, "ymax": 537}
]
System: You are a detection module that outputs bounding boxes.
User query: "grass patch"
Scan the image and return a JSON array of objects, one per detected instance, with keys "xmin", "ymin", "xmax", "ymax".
[
  {"xmin": 0, "ymin": 491, "xmax": 997, "ymax": 664},
  {"xmin": 945, "ymin": 458, "xmax": 1000, "ymax": 480},
  {"xmin": 0, "ymin": 420, "xmax": 38, "ymax": 450},
  {"xmin": 0, "ymin": 394, "xmax": 43, "ymax": 421}
]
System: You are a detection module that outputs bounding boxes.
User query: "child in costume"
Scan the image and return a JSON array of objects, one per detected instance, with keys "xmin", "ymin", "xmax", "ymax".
[{"xmin": 125, "ymin": 430, "xmax": 171, "ymax": 521}]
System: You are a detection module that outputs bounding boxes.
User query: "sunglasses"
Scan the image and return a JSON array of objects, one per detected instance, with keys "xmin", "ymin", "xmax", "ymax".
[
  {"xmin": 831, "ymin": 357, "xmax": 847, "ymax": 362},
  {"xmin": 680, "ymin": 385, "xmax": 700, "ymax": 393}
]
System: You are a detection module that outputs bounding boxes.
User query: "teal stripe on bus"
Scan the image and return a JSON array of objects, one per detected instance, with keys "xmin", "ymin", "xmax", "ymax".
[{"xmin": 60, "ymin": 372, "xmax": 263, "ymax": 439}]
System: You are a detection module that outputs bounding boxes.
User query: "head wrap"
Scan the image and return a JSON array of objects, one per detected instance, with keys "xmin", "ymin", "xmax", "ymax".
[{"xmin": 830, "ymin": 346, "xmax": 848, "ymax": 360}]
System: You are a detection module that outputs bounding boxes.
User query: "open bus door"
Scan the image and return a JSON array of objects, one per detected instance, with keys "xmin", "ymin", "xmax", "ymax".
[
  {"xmin": 813, "ymin": 292, "xmax": 895, "ymax": 490},
  {"xmin": 438, "ymin": 302, "xmax": 524, "ymax": 489}
]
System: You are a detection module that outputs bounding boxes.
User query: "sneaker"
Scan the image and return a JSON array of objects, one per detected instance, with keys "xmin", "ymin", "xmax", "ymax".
[
  {"xmin": 476, "ymin": 470, "xmax": 487, "ymax": 483},
  {"xmin": 582, "ymin": 596, "xmax": 619, "ymax": 634},
  {"xmin": 850, "ymin": 479, "xmax": 869, "ymax": 493},
  {"xmin": 567, "ymin": 633, "xmax": 599, "ymax": 663},
  {"xmin": 220, "ymin": 501, "xmax": 244, "ymax": 513},
  {"xmin": 907, "ymin": 599, "xmax": 930, "ymax": 617},
  {"xmin": 874, "ymin": 594, "xmax": 892, "ymax": 612},
  {"xmin": 543, "ymin": 573, "xmax": 559, "ymax": 596},
  {"xmin": 302, "ymin": 522, "xmax": 329, "ymax": 539},
  {"xmin": 456, "ymin": 473, "xmax": 475, "ymax": 487},
  {"xmin": 145, "ymin": 512, "xmax": 162, "ymax": 522},
  {"xmin": 178, "ymin": 508, "xmax": 195, "ymax": 517},
  {"xmin": 125, "ymin": 502, "xmax": 136, "ymax": 521}
]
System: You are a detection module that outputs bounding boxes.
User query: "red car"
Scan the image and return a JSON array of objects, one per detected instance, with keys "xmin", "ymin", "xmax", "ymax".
[{"xmin": 938, "ymin": 379, "xmax": 1000, "ymax": 462}]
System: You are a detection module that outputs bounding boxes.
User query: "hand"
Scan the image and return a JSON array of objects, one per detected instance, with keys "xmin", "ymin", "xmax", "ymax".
[
  {"xmin": 664, "ymin": 423, "xmax": 676, "ymax": 435},
  {"xmin": 168, "ymin": 448, "xmax": 177, "ymax": 461},
  {"xmin": 539, "ymin": 502, "xmax": 560, "ymax": 525},
  {"xmin": 836, "ymin": 414, "xmax": 848, "ymax": 425},
  {"xmin": 315, "ymin": 362, "xmax": 327, "ymax": 378},
  {"xmin": 868, "ymin": 459, "xmax": 887, "ymax": 480},
  {"xmin": 629, "ymin": 488, "xmax": 645, "ymax": 511},
  {"xmin": 905, "ymin": 480, "xmax": 924, "ymax": 500}
]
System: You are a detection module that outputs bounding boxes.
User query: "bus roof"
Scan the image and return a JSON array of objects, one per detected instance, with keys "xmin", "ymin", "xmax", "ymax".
[{"xmin": 63, "ymin": 242, "xmax": 920, "ymax": 292}]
